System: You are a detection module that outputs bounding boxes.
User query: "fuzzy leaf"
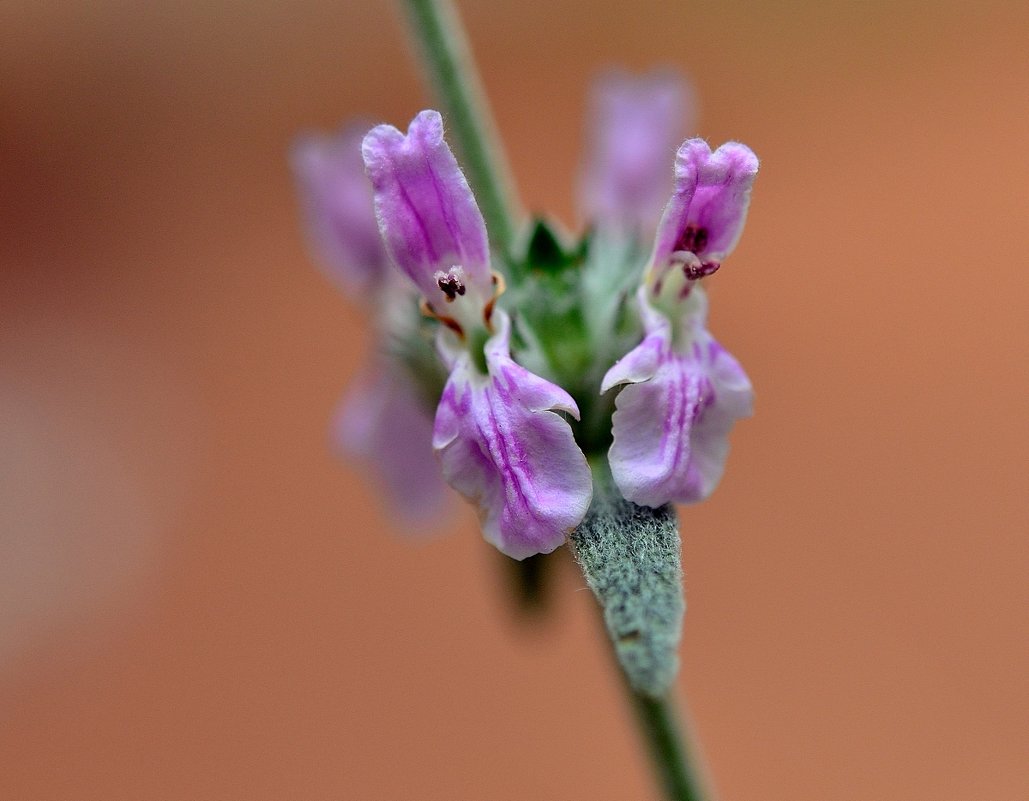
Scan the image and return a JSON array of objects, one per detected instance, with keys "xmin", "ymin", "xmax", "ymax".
[{"xmin": 569, "ymin": 462, "xmax": 684, "ymax": 697}]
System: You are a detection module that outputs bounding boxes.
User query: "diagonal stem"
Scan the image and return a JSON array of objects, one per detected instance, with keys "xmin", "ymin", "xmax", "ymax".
[
  {"xmin": 627, "ymin": 685, "xmax": 713, "ymax": 801},
  {"xmin": 399, "ymin": 0, "xmax": 521, "ymax": 257}
]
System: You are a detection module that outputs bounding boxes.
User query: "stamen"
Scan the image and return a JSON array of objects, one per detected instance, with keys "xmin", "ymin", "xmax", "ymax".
[
  {"xmin": 682, "ymin": 261, "xmax": 720, "ymax": 281},
  {"xmin": 437, "ymin": 315, "xmax": 465, "ymax": 337},
  {"xmin": 434, "ymin": 268, "xmax": 466, "ymax": 302}
]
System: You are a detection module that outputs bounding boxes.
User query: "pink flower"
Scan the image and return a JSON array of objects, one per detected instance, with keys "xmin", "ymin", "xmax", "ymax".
[
  {"xmin": 292, "ymin": 123, "xmax": 449, "ymax": 524},
  {"xmin": 363, "ymin": 111, "xmax": 592, "ymax": 558},
  {"xmin": 292, "ymin": 124, "xmax": 389, "ymax": 295},
  {"xmin": 579, "ymin": 70, "xmax": 693, "ymax": 238},
  {"xmin": 603, "ymin": 139, "xmax": 759, "ymax": 507}
]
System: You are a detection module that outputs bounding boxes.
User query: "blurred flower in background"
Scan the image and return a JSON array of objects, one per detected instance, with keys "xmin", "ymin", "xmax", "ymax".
[{"xmin": 292, "ymin": 123, "xmax": 450, "ymax": 526}]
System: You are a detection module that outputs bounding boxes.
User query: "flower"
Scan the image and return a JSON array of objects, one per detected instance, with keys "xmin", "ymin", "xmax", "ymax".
[
  {"xmin": 292, "ymin": 124, "xmax": 390, "ymax": 294},
  {"xmin": 335, "ymin": 363, "xmax": 449, "ymax": 523},
  {"xmin": 602, "ymin": 139, "xmax": 758, "ymax": 507},
  {"xmin": 292, "ymin": 123, "xmax": 449, "ymax": 522},
  {"xmin": 579, "ymin": 70, "xmax": 692, "ymax": 238},
  {"xmin": 362, "ymin": 110, "xmax": 593, "ymax": 559}
]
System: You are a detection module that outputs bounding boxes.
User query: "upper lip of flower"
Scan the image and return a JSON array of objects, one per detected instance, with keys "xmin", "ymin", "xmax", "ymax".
[
  {"xmin": 641, "ymin": 138, "xmax": 758, "ymax": 307},
  {"xmin": 650, "ymin": 139, "xmax": 758, "ymax": 281},
  {"xmin": 361, "ymin": 110, "xmax": 494, "ymax": 314}
]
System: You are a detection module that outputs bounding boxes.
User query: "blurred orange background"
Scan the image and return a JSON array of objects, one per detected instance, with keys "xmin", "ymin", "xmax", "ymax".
[{"xmin": 2, "ymin": 1, "xmax": 1027, "ymax": 799}]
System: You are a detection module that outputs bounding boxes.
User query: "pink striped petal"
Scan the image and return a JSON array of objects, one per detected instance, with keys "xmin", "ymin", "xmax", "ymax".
[
  {"xmin": 603, "ymin": 293, "xmax": 753, "ymax": 507},
  {"xmin": 433, "ymin": 312, "xmax": 592, "ymax": 559},
  {"xmin": 362, "ymin": 110, "xmax": 493, "ymax": 306}
]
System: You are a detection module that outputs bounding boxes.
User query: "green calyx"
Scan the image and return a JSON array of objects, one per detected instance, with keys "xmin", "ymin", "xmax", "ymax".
[
  {"xmin": 500, "ymin": 218, "xmax": 647, "ymax": 456},
  {"xmin": 393, "ymin": 219, "xmax": 650, "ymax": 456},
  {"xmin": 520, "ymin": 218, "xmax": 589, "ymax": 276}
]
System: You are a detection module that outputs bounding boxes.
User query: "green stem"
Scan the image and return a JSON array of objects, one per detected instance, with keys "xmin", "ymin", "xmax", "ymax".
[
  {"xmin": 627, "ymin": 685, "xmax": 712, "ymax": 801},
  {"xmin": 399, "ymin": 5, "xmax": 707, "ymax": 796},
  {"xmin": 399, "ymin": 0, "xmax": 521, "ymax": 257},
  {"xmin": 572, "ymin": 459, "xmax": 711, "ymax": 800}
]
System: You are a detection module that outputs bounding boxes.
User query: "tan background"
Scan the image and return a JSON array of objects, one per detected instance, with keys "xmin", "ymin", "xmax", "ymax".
[{"xmin": 1, "ymin": 1, "xmax": 1027, "ymax": 799}]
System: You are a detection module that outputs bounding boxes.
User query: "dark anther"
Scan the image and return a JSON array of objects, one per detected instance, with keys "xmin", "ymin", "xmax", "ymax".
[
  {"xmin": 437, "ymin": 274, "xmax": 466, "ymax": 301},
  {"xmin": 675, "ymin": 224, "xmax": 709, "ymax": 254},
  {"xmin": 682, "ymin": 261, "xmax": 720, "ymax": 281}
]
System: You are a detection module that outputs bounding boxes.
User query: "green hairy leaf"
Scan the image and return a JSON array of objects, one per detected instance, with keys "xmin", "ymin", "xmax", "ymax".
[{"xmin": 570, "ymin": 462, "xmax": 684, "ymax": 698}]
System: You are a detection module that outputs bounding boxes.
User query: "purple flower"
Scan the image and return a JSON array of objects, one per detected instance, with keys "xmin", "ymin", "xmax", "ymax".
[
  {"xmin": 579, "ymin": 71, "xmax": 692, "ymax": 237},
  {"xmin": 335, "ymin": 364, "xmax": 449, "ymax": 524},
  {"xmin": 292, "ymin": 124, "xmax": 389, "ymax": 295},
  {"xmin": 292, "ymin": 121, "xmax": 450, "ymax": 524},
  {"xmin": 603, "ymin": 138, "xmax": 758, "ymax": 507},
  {"xmin": 363, "ymin": 110, "xmax": 592, "ymax": 558}
]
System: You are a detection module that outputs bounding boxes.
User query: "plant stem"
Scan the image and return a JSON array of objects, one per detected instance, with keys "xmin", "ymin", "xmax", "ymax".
[
  {"xmin": 399, "ymin": 0, "xmax": 521, "ymax": 257},
  {"xmin": 399, "ymin": 5, "xmax": 708, "ymax": 796},
  {"xmin": 572, "ymin": 459, "xmax": 712, "ymax": 800},
  {"xmin": 627, "ymin": 684, "xmax": 712, "ymax": 801}
]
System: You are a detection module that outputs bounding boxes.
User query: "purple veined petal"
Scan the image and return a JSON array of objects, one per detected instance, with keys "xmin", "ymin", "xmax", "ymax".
[
  {"xmin": 433, "ymin": 311, "xmax": 593, "ymax": 560},
  {"xmin": 604, "ymin": 294, "xmax": 753, "ymax": 508},
  {"xmin": 291, "ymin": 124, "xmax": 388, "ymax": 296},
  {"xmin": 684, "ymin": 337, "xmax": 754, "ymax": 499},
  {"xmin": 652, "ymin": 139, "xmax": 759, "ymax": 270},
  {"xmin": 579, "ymin": 70, "xmax": 693, "ymax": 236},
  {"xmin": 362, "ymin": 110, "xmax": 493, "ymax": 307},
  {"xmin": 334, "ymin": 364, "xmax": 450, "ymax": 525}
]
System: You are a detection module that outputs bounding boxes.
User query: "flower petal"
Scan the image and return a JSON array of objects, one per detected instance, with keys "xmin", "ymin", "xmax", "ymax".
[
  {"xmin": 335, "ymin": 365, "xmax": 450, "ymax": 524},
  {"xmin": 605, "ymin": 298, "xmax": 753, "ymax": 507},
  {"xmin": 683, "ymin": 338, "xmax": 754, "ymax": 498},
  {"xmin": 579, "ymin": 70, "xmax": 692, "ymax": 236},
  {"xmin": 433, "ymin": 312, "xmax": 593, "ymax": 559},
  {"xmin": 362, "ymin": 110, "xmax": 492, "ymax": 305},
  {"xmin": 600, "ymin": 292, "xmax": 669, "ymax": 392},
  {"xmin": 608, "ymin": 348, "xmax": 705, "ymax": 507},
  {"xmin": 291, "ymin": 124, "xmax": 387, "ymax": 295},
  {"xmin": 652, "ymin": 139, "xmax": 758, "ymax": 268}
]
